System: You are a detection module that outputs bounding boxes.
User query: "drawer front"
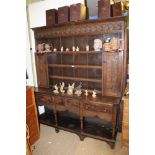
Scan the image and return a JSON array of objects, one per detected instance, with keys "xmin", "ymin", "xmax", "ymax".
[
  {"xmin": 54, "ymin": 97, "xmax": 64, "ymax": 106},
  {"xmin": 84, "ymin": 102, "xmax": 112, "ymax": 114},
  {"xmin": 64, "ymin": 98, "xmax": 79, "ymax": 108},
  {"xmin": 36, "ymin": 93, "xmax": 52, "ymax": 103},
  {"xmin": 83, "ymin": 102, "xmax": 113, "ymax": 121},
  {"xmin": 64, "ymin": 98, "xmax": 80, "ymax": 114}
]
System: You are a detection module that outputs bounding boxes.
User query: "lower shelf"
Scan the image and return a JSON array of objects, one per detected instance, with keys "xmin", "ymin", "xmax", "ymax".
[{"xmin": 38, "ymin": 111, "xmax": 116, "ymax": 145}]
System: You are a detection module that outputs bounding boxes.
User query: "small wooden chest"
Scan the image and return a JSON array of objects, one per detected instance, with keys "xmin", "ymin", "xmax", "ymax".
[
  {"xmin": 98, "ymin": 0, "xmax": 111, "ymax": 18},
  {"xmin": 70, "ymin": 3, "xmax": 86, "ymax": 22},
  {"xmin": 58, "ymin": 6, "xmax": 70, "ymax": 24},
  {"xmin": 112, "ymin": 2, "xmax": 122, "ymax": 17},
  {"xmin": 46, "ymin": 9, "xmax": 58, "ymax": 26}
]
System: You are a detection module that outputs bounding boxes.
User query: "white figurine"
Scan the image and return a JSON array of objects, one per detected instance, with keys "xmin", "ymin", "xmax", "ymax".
[
  {"xmin": 85, "ymin": 90, "xmax": 88, "ymax": 96},
  {"xmin": 53, "ymin": 84, "xmax": 59, "ymax": 94},
  {"xmin": 94, "ymin": 39, "xmax": 102, "ymax": 51},
  {"xmin": 72, "ymin": 46, "xmax": 76, "ymax": 51},
  {"xmin": 75, "ymin": 83, "xmax": 82, "ymax": 96},
  {"xmin": 44, "ymin": 44, "xmax": 51, "ymax": 52},
  {"xmin": 76, "ymin": 46, "xmax": 79, "ymax": 51},
  {"xmin": 66, "ymin": 48, "xmax": 69, "ymax": 52},
  {"xmin": 92, "ymin": 90, "xmax": 97, "ymax": 98},
  {"xmin": 86, "ymin": 45, "xmax": 89, "ymax": 51},
  {"xmin": 61, "ymin": 46, "xmax": 64, "ymax": 52},
  {"xmin": 53, "ymin": 48, "xmax": 57, "ymax": 52},
  {"xmin": 67, "ymin": 83, "xmax": 75, "ymax": 95},
  {"xmin": 60, "ymin": 82, "xmax": 65, "ymax": 94}
]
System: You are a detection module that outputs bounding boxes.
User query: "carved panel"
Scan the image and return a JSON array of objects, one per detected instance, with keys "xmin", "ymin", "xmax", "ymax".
[
  {"xmin": 102, "ymin": 51, "xmax": 123, "ymax": 97},
  {"xmin": 34, "ymin": 21, "xmax": 124, "ymax": 39}
]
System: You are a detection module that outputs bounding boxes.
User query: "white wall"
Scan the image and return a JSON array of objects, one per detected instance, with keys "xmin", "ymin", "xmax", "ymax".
[{"xmin": 27, "ymin": 0, "xmax": 84, "ymax": 87}]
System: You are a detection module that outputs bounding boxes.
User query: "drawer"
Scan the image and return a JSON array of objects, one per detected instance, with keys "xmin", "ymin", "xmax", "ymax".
[
  {"xmin": 64, "ymin": 98, "xmax": 79, "ymax": 108},
  {"xmin": 54, "ymin": 97, "xmax": 64, "ymax": 106},
  {"xmin": 84, "ymin": 102, "xmax": 112, "ymax": 114},
  {"xmin": 36, "ymin": 93, "xmax": 52, "ymax": 103}
]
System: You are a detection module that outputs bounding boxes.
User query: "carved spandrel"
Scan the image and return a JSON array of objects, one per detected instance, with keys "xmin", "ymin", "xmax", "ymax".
[{"xmin": 34, "ymin": 21, "xmax": 124, "ymax": 39}]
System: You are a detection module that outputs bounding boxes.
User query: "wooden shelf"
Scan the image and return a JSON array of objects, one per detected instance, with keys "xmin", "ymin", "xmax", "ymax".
[
  {"xmin": 48, "ymin": 64, "xmax": 102, "ymax": 69},
  {"xmin": 50, "ymin": 75, "xmax": 102, "ymax": 83},
  {"xmin": 46, "ymin": 51, "xmax": 102, "ymax": 54}
]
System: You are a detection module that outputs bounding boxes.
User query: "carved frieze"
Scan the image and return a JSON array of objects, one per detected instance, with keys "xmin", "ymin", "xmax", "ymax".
[{"xmin": 34, "ymin": 21, "xmax": 124, "ymax": 39}]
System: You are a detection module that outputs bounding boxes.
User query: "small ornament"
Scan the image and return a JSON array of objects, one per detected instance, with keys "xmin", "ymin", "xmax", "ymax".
[
  {"xmin": 66, "ymin": 48, "xmax": 69, "ymax": 52},
  {"xmin": 75, "ymin": 83, "xmax": 82, "ymax": 96},
  {"xmin": 53, "ymin": 48, "xmax": 57, "ymax": 52},
  {"xmin": 67, "ymin": 83, "xmax": 75, "ymax": 95},
  {"xmin": 72, "ymin": 46, "xmax": 76, "ymax": 51},
  {"xmin": 92, "ymin": 90, "xmax": 97, "ymax": 98},
  {"xmin": 60, "ymin": 46, "xmax": 64, "ymax": 52},
  {"xmin": 60, "ymin": 82, "xmax": 65, "ymax": 94},
  {"xmin": 76, "ymin": 46, "xmax": 79, "ymax": 51},
  {"xmin": 85, "ymin": 90, "xmax": 88, "ymax": 96},
  {"xmin": 44, "ymin": 44, "xmax": 51, "ymax": 52},
  {"xmin": 53, "ymin": 84, "xmax": 59, "ymax": 94},
  {"xmin": 86, "ymin": 45, "xmax": 89, "ymax": 51},
  {"xmin": 94, "ymin": 39, "xmax": 102, "ymax": 51},
  {"xmin": 111, "ymin": 37, "xmax": 120, "ymax": 50},
  {"xmin": 36, "ymin": 44, "xmax": 44, "ymax": 53}
]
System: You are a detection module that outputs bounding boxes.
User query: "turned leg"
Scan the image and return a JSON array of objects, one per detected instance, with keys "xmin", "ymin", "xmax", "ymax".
[
  {"xmin": 79, "ymin": 134, "xmax": 86, "ymax": 141},
  {"xmin": 107, "ymin": 142, "xmax": 115, "ymax": 149}
]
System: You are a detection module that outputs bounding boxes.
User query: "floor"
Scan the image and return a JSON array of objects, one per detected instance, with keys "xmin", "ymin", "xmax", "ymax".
[{"xmin": 31, "ymin": 124, "xmax": 129, "ymax": 155}]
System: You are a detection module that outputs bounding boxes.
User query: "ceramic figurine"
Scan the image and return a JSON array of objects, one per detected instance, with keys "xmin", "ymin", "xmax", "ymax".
[
  {"xmin": 92, "ymin": 90, "xmax": 97, "ymax": 98},
  {"xmin": 36, "ymin": 43, "xmax": 44, "ymax": 53},
  {"xmin": 76, "ymin": 46, "xmax": 79, "ymax": 51},
  {"xmin": 111, "ymin": 37, "xmax": 120, "ymax": 50},
  {"xmin": 75, "ymin": 83, "xmax": 82, "ymax": 96},
  {"xmin": 66, "ymin": 48, "xmax": 69, "ymax": 52},
  {"xmin": 60, "ymin": 82, "xmax": 65, "ymax": 94},
  {"xmin": 86, "ymin": 45, "xmax": 89, "ymax": 51},
  {"xmin": 94, "ymin": 39, "xmax": 102, "ymax": 51},
  {"xmin": 53, "ymin": 48, "xmax": 57, "ymax": 52},
  {"xmin": 67, "ymin": 83, "xmax": 75, "ymax": 95},
  {"xmin": 53, "ymin": 84, "xmax": 59, "ymax": 94},
  {"xmin": 72, "ymin": 46, "xmax": 76, "ymax": 51},
  {"xmin": 85, "ymin": 90, "xmax": 88, "ymax": 96},
  {"xmin": 44, "ymin": 43, "xmax": 51, "ymax": 52},
  {"xmin": 61, "ymin": 46, "xmax": 64, "ymax": 52},
  {"xmin": 103, "ymin": 38, "xmax": 111, "ymax": 51}
]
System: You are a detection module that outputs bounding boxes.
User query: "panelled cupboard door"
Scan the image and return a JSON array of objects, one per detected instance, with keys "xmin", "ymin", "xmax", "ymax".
[
  {"xmin": 35, "ymin": 53, "xmax": 49, "ymax": 88},
  {"xmin": 102, "ymin": 51, "xmax": 123, "ymax": 97}
]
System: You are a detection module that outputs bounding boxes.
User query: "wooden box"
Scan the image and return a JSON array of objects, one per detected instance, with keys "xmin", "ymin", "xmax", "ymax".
[
  {"xmin": 46, "ymin": 9, "xmax": 58, "ymax": 26},
  {"xmin": 112, "ymin": 2, "xmax": 122, "ymax": 17},
  {"xmin": 70, "ymin": 3, "xmax": 86, "ymax": 22},
  {"xmin": 58, "ymin": 6, "xmax": 70, "ymax": 24},
  {"xmin": 98, "ymin": 0, "xmax": 111, "ymax": 18}
]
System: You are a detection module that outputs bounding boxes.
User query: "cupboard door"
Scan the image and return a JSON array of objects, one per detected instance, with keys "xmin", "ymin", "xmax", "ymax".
[
  {"xmin": 35, "ymin": 53, "xmax": 49, "ymax": 88},
  {"xmin": 102, "ymin": 51, "xmax": 123, "ymax": 97}
]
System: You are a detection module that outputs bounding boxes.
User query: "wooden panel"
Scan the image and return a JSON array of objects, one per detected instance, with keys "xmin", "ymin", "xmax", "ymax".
[
  {"xmin": 46, "ymin": 9, "xmax": 58, "ymax": 26},
  {"xmin": 70, "ymin": 3, "xmax": 86, "ymax": 22},
  {"xmin": 35, "ymin": 53, "xmax": 49, "ymax": 88},
  {"xmin": 58, "ymin": 6, "xmax": 70, "ymax": 24},
  {"xmin": 26, "ymin": 87, "xmax": 40, "ymax": 145},
  {"xmin": 112, "ymin": 2, "xmax": 122, "ymax": 17},
  {"xmin": 102, "ymin": 51, "xmax": 123, "ymax": 97}
]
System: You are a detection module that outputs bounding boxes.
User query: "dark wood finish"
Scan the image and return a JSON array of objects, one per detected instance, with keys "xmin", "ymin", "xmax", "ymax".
[
  {"xmin": 102, "ymin": 51, "xmax": 123, "ymax": 97},
  {"xmin": 112, "ymin": 2, "xmax": 122, "ymax": 17},
  {"xmin": 121, "ymin": 84, "xmax": 129, "ymax": 148},
  {"xmin": 98, "ymin": 0, "xmax": 111, "ymax": 19},
  {"xmin": 32, "ymin": 17, "xmax": 127, "ymax": 149},
  {"xmin": 35, "ymin": 53, "xmax": 49, "ymax": 88},
  {"xmin": 70, "ymin": 3, "xmax": 86, "ymax": 22},
  {"xmin": 58, "ymin": 6, "xmax": 70, "ymax": 24},
  {"xmin": 46, "ymin": 9, "xmax": 58, "ymax": 26},
  {"xmin": 26, "ymin": 86, "xmax": 40, "ymax": 145}
]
